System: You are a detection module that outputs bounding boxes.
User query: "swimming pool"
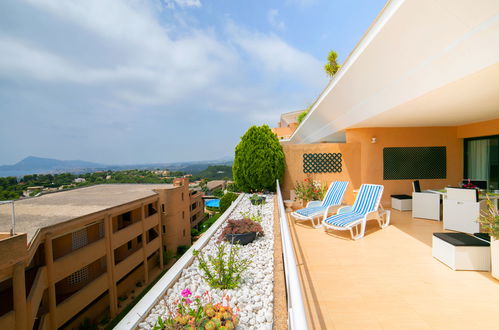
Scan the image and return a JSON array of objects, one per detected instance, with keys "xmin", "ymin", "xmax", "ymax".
[{"xmin": 205, "ymin": 199, "xmax": 220, "ymax": 208}]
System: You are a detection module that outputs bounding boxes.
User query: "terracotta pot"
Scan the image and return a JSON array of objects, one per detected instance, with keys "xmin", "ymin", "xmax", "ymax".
[{"xmin": 491, "ymin": 237, "xmax": 499, "ymax": 280}]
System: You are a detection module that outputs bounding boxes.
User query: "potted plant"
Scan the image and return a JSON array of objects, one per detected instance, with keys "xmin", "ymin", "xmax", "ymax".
[
  {"xmin": 250, "ymin": 194, "xmax": 265, "ymax": 205},
  {"xmin": 477, "ymin": 197, "xmax": 499, "ymax": 280},
  {"xmin": 294, "ymin": 176, "xmax": 328, "ymax": 207},
  {"xmin": 218, "ymin": 218, "xmax": 264, "ymax": 245}
]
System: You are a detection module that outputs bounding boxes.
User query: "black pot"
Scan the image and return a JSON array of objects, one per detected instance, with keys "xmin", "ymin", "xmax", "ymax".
[
  {"xmin": 225, "ymin": 232, "xmax": 257, "ymax": 245},
  {"xmin": 250, "ymin": 196, "xmax": 265, "ymax": 205}
]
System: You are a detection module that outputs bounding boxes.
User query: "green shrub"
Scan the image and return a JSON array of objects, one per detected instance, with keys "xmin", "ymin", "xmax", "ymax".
[
  {"xmin": 212, "ymin": 188, "xmax": 224, "ymax": 198},
  {"xmin": 233, "ymin": 125, "xmax": 285, "ymax": 192},
  {"xmin": 220, "ymin": 192, "xmax": 238, "ymax": 213},
  {"xmin": 199, "ymin": 213, "xmax": 221, "ymax": 232},
  {"xmin": 162, "ymin": 250, "xmax": 175, "ymax": 265},
  {"xmin": 193, "ymin": 243, "xmax": 251, "ymax": 289},
  {"xmin": 176, "ymin": 245, "xmax": 190, "ymax": 257}
]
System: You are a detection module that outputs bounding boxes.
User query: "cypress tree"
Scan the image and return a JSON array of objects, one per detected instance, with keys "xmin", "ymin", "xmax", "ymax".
[{"xmin": 233, "ymin": 125, "xmax": 285, "ymax": 192}]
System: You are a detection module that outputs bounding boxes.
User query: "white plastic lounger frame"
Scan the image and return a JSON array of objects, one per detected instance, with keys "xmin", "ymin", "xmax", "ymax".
[
  {"xmin": 323, "ymin": 184, "xmax": 391, "ymax": 240},
  {"xmin": 291, "ymin": 181, "xmax": 349, "ymax": 228}
]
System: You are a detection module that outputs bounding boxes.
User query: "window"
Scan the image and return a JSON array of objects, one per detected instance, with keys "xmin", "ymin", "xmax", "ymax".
[
  {"xmin": 122, "ymin": 212, "xmax": 131, "ymax": 222},
  {"xmin": 137, "ymin": 235, "xmax": 142, "ymax": 243},
  {"xmin": 191, "ymin": 214, "xmax": 197, "ymax": 222},
  {"xmin": 182, "ymin": 211, "xmax": 185, "ymax": 219},
  {"xmin": 69, "ymin": 266, "xmax": 89, "ymax": 285},
  {"xmin": 464, "ymin": 135, "xmax": 499, "ymax": 190},
  {"xmin": 162, "ymin": 225, "xmax": 166, "ymax": 233},
  {"xmin": 98, "ymin": 222, "xmax": 104, "ymax": 238},
  {"xmin": 181, "ymin": 192, "xmax": 184, "ymax": 201},
  {"xmin": 161, "ymin": 204, "xmax": 165, "ymax": 213},
  {"xmin": 191, "ymin": 202, "xmax": 196, "ymax": 211},
  {"xmin": 127, "ymin": 241, "xmax": 132, "ymax": 250},
  {"xmin": 72, "ymin": 229, "xmax": 88, "ymax": 251}
]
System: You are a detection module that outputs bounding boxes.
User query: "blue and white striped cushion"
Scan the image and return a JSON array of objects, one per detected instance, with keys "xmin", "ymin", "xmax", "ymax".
[
  {"xmin": 321, "ymin": 181, "xmax": 348, "ymax": 207},
  {"xmin": 294, "ymin": 206, "xmax": 327, "ymax": 217},
  {"xmin": 324, "ymin": 184, "xmax": 382, "ymax": 227}
]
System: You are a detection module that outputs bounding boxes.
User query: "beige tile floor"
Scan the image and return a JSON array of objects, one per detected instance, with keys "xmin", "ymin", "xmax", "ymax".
[{"xmin": 288, "ymin": 210, "xmax": 499, "ymax": 330}]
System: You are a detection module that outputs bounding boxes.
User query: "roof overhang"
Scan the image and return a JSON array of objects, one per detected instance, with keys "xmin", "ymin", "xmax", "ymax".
[{"xmin": 290, "ymin": 0, "xmax": 499, "ymax": 144}]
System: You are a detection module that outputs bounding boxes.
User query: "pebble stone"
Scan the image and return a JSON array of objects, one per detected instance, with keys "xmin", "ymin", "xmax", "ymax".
[{"xmin": 138, "ymin": 194, "xmax": 274, "ymax": 329}]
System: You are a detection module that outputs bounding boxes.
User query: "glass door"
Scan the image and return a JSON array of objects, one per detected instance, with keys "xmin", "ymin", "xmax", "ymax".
[{"xmin": 464, "ymin": 135, "xmax": 499, "ymax": 190}]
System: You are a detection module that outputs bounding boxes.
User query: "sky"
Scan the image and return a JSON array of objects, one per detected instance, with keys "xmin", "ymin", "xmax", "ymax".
[{"xmin": 0, "ymin": 0, "xmax": 386, "ymax": 165}]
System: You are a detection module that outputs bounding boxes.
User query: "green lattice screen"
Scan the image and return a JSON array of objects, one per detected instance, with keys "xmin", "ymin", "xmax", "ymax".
[
  {"xmin": 383, "ymin": 147, "xmax": 446, "ymax": 180},
  {"xmin": 303, "ymin": 153, "xmax": 342, "ymax": 173}
]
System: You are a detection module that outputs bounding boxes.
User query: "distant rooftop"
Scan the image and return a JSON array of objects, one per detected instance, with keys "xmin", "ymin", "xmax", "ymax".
[{"xmin": 0, "ymin": 184, "xmax": 174, "ymax": 243}]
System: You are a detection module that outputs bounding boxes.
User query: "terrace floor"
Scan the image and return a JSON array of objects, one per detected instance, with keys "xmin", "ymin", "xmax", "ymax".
[{"xmin": 288, "ymin": 209, "xmax": 499, "ymax": 330}]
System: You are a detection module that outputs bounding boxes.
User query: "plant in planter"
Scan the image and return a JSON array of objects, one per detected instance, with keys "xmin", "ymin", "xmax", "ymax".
[
  {"xmin": 477, "ymin": 197, "xmax": 499, "ymax": 279},
  {"xmin": 250, "ymin": 194, "xmax": 265, "ymax": 205},
  {"xmin": 240, "ymin": 209, "xmax": 263, "ymax": 223},
  {"xmin": 193, "ymin": 243, "xmax": 250, "ymax": 289},
  {"xmin": 218, "ymin": 218, "xmax": 264, "ymax": 245},
  {"xmin": 153, "ymin": 289, "xmax": 239, "ymax": 329}
]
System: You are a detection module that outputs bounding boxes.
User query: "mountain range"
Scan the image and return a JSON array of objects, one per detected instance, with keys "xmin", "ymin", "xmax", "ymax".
[{"xmin": 0, "ymin": 156, "xmax": 233, "ymax": 177}]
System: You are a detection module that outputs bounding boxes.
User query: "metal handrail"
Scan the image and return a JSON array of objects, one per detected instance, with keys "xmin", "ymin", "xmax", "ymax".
[{"xmin": 276, "ymin": 180, "xmax": 308, "ymax": 329}]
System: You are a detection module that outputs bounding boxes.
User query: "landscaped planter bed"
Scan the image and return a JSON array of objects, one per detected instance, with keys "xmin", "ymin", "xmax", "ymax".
[{"xmin": 138, "ymin": 194, "xmax": 274, "ymax": 330}]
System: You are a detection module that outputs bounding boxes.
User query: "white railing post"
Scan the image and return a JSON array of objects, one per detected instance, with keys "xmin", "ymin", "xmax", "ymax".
[{"xmin": 276, "ymin": 180, "xmax": 308, "ymax": 329}]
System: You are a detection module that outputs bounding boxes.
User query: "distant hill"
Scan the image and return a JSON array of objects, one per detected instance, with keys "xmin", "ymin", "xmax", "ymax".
[
  {"xmin": 0, "ymin": 156, "xmax": 233, "ymax": 177},
  {"xmin": 1, "ymin": 156, "xmax": 104, "ymax": 171}
]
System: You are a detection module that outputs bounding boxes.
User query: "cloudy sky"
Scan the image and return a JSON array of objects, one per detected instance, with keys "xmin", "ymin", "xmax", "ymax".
[{"xmin": 0, "ymin": 0, "xmax": 386, "ymax": 165}]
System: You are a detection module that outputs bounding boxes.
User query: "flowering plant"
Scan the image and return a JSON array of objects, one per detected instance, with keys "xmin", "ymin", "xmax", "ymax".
[
  {"xmin": 463, "ymin": 179, "xmax": 478, "ymax": 189},
  {"xmin": 153, "ymin": 290, "xmax": 239, "ymax": 329},
  {"xmin": 294, "ymin": 176, "xmax": 328, "ymax": 202}
]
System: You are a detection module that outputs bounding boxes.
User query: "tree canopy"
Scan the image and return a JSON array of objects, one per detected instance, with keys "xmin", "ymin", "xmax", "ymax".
[{"xmin": 233, "ymin": 125, "xmax": 285, "ymax": 192}]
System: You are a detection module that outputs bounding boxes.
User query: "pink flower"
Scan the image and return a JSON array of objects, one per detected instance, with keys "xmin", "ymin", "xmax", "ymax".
[
  {"xmin": 184, "ymin": 298, "xmax": 192, "ymax": 304},
  {"xmin": 181, "ymin": 289, "xmax": 192, "ymax": 297}
]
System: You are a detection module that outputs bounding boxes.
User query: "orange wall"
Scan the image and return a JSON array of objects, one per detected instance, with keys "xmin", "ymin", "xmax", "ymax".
[
  {"xmin": 282, "ymin": 126, "xmax": 470, "ymax": 206},
  {"xmin": 457, "ymin": 118, "xmax": 499, "ymax": 139},
  {"xmin": 281, "ymin": 143, "xmax": 361, "ymax": 204}
]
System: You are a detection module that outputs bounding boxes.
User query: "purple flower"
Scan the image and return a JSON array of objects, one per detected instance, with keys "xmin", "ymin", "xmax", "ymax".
[{"xmin": 181, "ymin": 289, "xmax": 192, "ymax": 297}]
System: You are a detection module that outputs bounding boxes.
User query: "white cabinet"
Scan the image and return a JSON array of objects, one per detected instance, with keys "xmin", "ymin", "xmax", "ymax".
[
  {"xmin": 443, "ymin": 188, "xmax": 484, "ymax": 234},
  {"xmin": 412, "ymin": 192, "xmax": 440, "ymax": 220},
  {"xmin": 443, "ymin": 199, "xmax": 481, "ymax": 234}
]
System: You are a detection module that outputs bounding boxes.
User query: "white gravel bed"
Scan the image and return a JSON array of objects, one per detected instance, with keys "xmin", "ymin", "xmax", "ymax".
[{"xmin": 138, "ymin": 194, "xmax": 274, "ymax": 330}]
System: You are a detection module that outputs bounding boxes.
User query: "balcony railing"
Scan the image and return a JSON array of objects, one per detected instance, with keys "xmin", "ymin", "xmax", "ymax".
[{"xmin": 276, "ymin": 180, "xmax": 308, "ymax": 329}]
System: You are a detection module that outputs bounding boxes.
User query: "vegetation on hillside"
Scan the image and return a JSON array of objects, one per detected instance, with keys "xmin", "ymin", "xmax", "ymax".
[
  {"xmin": 191, "ymin": 165, "xmax": 232, "ymax": 181},
  {"xmin": 0, "ymin": 163, "xmax": 234, "ymax": 201},
  {"xmin": 233, "ymin": 125, "xmax": 285, "ymax": 192}
]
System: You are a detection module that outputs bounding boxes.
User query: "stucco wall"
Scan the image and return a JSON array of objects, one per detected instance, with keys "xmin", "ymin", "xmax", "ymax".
[
  {"xmin": 345, "ymin": 126, "xmax": 464, "ymax": 204},
  {"xmin": 282, "ymin": 126, "xmax": 472, "ymax": 206},
  {"xmin": 457, "ymin": 118, "xmax": 499, "ymax": 139},
  {"xmin": 281, "ymin": 143, "xmax": 361, "ymax": 205}
]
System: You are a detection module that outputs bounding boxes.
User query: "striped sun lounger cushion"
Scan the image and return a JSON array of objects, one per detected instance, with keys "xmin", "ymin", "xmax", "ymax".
[
  {"xmin": 321, "ymin": 181, "xmax": 349, "ymax": 207},
  {"xmin": 294, "ymin": 206, "xmax": 328, "ymax": 217},
  {"xmin": 324, "ymin": 184, "xmax": 382, "ymax": 227}
]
